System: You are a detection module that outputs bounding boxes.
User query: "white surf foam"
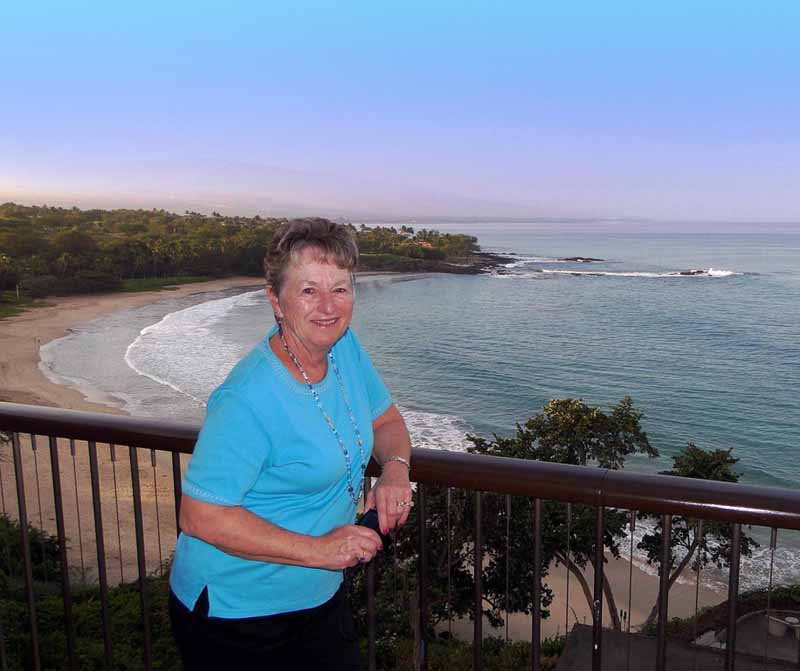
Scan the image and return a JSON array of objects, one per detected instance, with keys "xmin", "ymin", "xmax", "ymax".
[
  {"xmin": 617, "ymin": 516, "xmax": 799, "ymax": 592},
  {"xmin": 502, "ymin": 255, "xmax": 606, "ymax": 268},
  {"xmin": 124, "ymin": 290, "xmax": 264, "ymax": 407},
  {"xmin": 494, "ymin": 267, "xmax": 741, "ymax": 279},
  {"xmin": 503, "ymin": 255, "xmax": 567, "ymax": 268},
  {"xmin": 398, "ymin": 404, "xmax": 474, "ymax": 452}
]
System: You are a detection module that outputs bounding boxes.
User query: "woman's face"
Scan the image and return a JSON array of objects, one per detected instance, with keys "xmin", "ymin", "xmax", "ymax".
[{"xmin": 267, "ymin": 247, "xmax": 354, "ymax": 358}]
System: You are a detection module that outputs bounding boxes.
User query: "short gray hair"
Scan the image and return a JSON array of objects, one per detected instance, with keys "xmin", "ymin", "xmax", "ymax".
[{"xmin": 264, "ymin": 218, "xmax": 359, "ymax": 295}]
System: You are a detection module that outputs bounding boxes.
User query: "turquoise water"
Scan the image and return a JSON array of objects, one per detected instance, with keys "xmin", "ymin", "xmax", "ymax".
[
  {"xmin": 41, "ymin": 229, "xmax": 800, "ymax": 588},
  {"xmin": 46, "ymin": 230, "xmax": 799, "ymax": 486},
  {"xmin": 354, "ymin": 231, "xmax": 800, "ymax": 488}
]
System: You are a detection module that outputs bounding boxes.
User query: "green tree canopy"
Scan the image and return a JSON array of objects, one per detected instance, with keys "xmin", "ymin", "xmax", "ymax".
[
  {"xmin": 349, "ymin": 396, "xmax": 658, "ymax": 643},
  {"xmin": 0, "ymin": 203, "xmax": 483, "ymax": 299},
  {"xmin": 637, "ymin": 443, "xmax": 758, "ymax": 628},
  {"xmin": 52, "ymin": 228, "xmax": 98, "ymax": 257},
  {"xmin": 0, "ymin": 253, "xmax": 18, "ymax": 292},
  {"xmin": 465, "ymin": 396, "xmax": 657, "ymax": 631}
]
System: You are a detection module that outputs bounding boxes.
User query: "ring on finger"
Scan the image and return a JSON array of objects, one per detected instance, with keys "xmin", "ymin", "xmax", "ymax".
[{"xmin": 397, "ymin": 500, "xmax": 412, "ymax": 508}]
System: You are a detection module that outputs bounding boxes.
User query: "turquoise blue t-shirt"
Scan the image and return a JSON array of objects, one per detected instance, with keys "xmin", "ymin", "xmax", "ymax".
[{"xmin": 169, "ymin": 326, "xmax": 392, "ymax": 618}]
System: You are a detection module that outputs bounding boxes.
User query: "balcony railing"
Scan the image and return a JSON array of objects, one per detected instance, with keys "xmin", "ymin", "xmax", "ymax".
[{"xmin": 1, "ymin": 401, "xmax": 799, "ymax": 670}]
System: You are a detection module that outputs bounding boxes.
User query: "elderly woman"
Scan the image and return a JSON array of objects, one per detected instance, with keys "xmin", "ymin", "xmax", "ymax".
[{"xmin": 169, "ymin": 219, "xmax": 413, "ymax": 668}]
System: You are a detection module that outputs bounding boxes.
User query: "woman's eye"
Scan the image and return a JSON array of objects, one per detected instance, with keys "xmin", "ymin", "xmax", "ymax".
[
  {"xmin": 334, "ymin": 287, "xmax": 349, "ymax": 294},
  {"xmin": 302, "ymin": 287, "xmax": 315, "ymax": 295}
]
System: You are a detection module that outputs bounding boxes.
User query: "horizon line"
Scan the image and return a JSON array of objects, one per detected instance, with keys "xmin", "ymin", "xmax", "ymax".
[{"xmin": 2, "ymin": 196, "xmax": 799, "ymax": 230}]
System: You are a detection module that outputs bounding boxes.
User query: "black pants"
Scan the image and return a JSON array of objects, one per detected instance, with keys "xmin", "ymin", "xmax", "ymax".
[{"xmin": 169, "ymin": 585, "xmax": 362, "ymax": 670}]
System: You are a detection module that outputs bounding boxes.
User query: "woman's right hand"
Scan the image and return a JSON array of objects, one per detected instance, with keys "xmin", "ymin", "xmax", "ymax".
[{"xmin": 314, "ymin": 524, "xmax": 383, "ymax": 570}]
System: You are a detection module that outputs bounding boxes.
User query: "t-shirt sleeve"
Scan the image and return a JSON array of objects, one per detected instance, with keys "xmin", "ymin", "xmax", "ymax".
[
  {"xmin": 348, "ymin": 330, "xmax": 392, "ymax": 420},
  {"xmin": 183, "ymin": 389, "xmax": 271, "ymax": 506}
]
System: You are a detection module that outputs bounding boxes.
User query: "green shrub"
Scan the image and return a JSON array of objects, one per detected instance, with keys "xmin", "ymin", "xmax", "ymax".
[
  {"xmin": 23, "ymin": 274, "xmax": 60, "ymax": 298},
  {"xmin": 0, "ymin": 575, "xmax": 180, "ymax": 671},
  {"xmin": 63, "ymin": 270, "xmax": 122, "ymax": 294},
  {"xmin": 21, "ymin": 270, "xmax": 121, "ymax": 297},
  {"xmin": 359, "ymin": 253, "xmax": 430, "ymax": 272},
  {"xmin": 0, "ymin": 515, "xmax": 61, "ymax": 587}
]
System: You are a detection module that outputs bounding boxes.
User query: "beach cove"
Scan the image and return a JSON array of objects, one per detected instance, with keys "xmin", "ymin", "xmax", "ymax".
[
  {"xmin": 5, "ymin": 226, "xmax": 800, "ymax": 638},
  {"xmin": 0, "ymin": 269, "xmax": 734, "ymax": 640}
]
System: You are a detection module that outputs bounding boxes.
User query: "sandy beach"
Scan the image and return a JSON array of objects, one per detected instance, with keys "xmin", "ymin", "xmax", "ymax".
[
  {"xmin": 0, "ymin": 276, "xmax": 264, "ymax": 411},
  {"xmin": 450, "ymin": 553, "xmax": 725, "ymax": 641},
  {"xmin": 0, "ymin": 276, "xmax": 726, "ymax": 636}
]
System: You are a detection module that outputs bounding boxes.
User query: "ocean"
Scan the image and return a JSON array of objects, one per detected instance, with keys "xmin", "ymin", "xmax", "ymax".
[{"xmin": 40, "ymin": 227, "xmax": 800, "ymax": 590}]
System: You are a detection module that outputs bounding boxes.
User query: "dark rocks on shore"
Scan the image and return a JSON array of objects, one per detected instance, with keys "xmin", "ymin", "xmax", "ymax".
[
  {"xmin": 405, "ymin": 252, "xmax": 605, "ymax": 275},
  {"xmin": 429, "ymin": 251, "xmax": 516, "ymax": 275},
  {"xmin": 359, "ymin": 251, "xmax": 514, "ymax": 275}
]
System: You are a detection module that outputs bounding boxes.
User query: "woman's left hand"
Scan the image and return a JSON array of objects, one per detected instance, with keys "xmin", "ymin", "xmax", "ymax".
[{"xmin": 365, "ymin": 462, "xmax": 413, "ymax": 535}]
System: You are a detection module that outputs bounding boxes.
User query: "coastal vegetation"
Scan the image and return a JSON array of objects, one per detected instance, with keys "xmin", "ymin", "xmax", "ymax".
[
  {"xmin": 637, "ymin": 444, "xmax": 756, "ymax": 629},
  {"xmin": 0, "ymin": 291, "xmax": 44, "ymax": 320},
  {"xmin": 0, "ymin": 203, "xmax": 483, "ymax": 306},
  {"xmin": 349, "ymin": 397, "xmax": 755, "ymax": 649}
]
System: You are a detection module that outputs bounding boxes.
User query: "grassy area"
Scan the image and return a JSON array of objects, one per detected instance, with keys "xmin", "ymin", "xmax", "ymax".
[
  {"xmin": 0, "ymin": 291, "xmax": 47, "ymax": 320},
  {"xmin": 0, "ymin": 276, "xmax": 215, "ymax": 320},
  {"xmin": 119, "ymin": 275, "xmax": 214, "ymax": 292}
]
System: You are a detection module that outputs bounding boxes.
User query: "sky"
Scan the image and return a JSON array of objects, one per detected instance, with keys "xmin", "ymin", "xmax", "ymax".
[{"xmin": 2, "ymin": 1, "xmax": 799, "ymax": 226}]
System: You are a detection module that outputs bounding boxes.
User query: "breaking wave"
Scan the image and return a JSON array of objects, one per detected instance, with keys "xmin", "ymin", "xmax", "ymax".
[
  {"xmin": 619, "ymin": 517, "xmax": 800, "ymax": 592},
  {"xmin": 493, "ymin": 267, "xmax": 741, "ymax": 279},
  {"xmin": 124, "ymin": 290, "xmax": 264, "ymax": 407},
  {"xmin": 502, "ymin": 254, "xmax": 604, "ymax": 268},
  {"xmin": 398, "ymin": 405, "xmax": 473, "ymax": 452}
]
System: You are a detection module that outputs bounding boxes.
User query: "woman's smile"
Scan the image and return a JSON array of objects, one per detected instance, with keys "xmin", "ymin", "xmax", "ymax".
[{"xmin": 311, "ymin": 317, "xmax": 340, "ymax": 327}]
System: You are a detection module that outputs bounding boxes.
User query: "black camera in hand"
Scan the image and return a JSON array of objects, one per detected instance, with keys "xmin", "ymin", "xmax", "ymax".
[{"xmin": 356, "ymin": 508, "xmax": 393, "ymax": 552}]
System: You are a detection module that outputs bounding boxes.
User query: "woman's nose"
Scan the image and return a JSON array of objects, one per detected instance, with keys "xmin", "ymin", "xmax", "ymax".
[{"xmin": 318, "ymin": 293, "xmax": 336, "ymax": 314}]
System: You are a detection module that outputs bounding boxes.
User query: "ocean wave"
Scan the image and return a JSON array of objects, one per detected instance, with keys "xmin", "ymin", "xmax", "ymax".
[
  {"xmin": 494, "ymin": 267, "xmax": 741, "ymax": 279},
  {"xmin": 503, "ymin": 255, "xmax": 567, "ymax": 268},
  {"xmin": 398, "ymin": 404, "xmax": 473, "ymax": 452},
  {"xmin": 502, "ymin": 254, "xmax": 604, "ymax": 268},
  {"xmin": 618, "ymin": 517, "xmax": 800, "ymax": 592},
  {"xmin": 124, "ymin": 290, "xmax": 263, "ymax": 406}
]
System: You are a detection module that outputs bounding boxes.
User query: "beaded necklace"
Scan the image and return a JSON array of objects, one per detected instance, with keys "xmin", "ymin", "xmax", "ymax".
[{"xmin": 278, "ymin": 326, "xmax": 366, "ymax": 505}]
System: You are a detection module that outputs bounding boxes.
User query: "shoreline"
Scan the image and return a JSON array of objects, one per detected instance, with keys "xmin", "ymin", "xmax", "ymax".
[
  {"xmin": 0, "ymin": 271, "xmax": 727, "ymax": 625},
  {"xmin": 0, "ymin": 276, "xmax": 266, "ymax": 413},
  {"xmin": 0, "ymin": 271, "xmax": 432, "ymax": 414},
  {"xmin": 448, "ymin": 553, "xmax": 725, "ymax": 641}
]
